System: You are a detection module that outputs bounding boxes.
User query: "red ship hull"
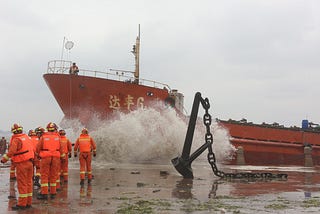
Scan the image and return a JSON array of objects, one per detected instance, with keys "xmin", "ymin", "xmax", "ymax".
[
  {"xmin": 219, "ymin": 120, "xmax": 320, "ymax": 166},
  {"xmin": 43, "ymin": 73, "xmax": 174, "ymax": 124}
]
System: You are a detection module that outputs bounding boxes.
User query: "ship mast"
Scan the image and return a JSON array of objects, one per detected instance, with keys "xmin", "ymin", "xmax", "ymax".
[{"xmin": 132, "ymin": 25, "xmax": 140, "ymax": 84}]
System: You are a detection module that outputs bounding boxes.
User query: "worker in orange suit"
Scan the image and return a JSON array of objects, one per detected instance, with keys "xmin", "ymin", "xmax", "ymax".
[
  {"xmin": 36, "ymin": 122, "xmax": 64, "ymax": 200},
  {"xmin": 59, "ymin": 129, "xmax": 72, "ymax": 182},
  {"xmin": 1, "ymin": 123, "xmax": 34, "ymax": 210},
  {"xmin": 28, "ymin": 130, "xmax": 41, "ymax": 188},
  {"xmin": 34, "ymin": 127, "xmax": 45, "ymax": 185},
  {"xmin": 74, "ymin": 128, "xmax": 97, "ymax": 186},
  {"xmin": 35, "ymin": 126, "xmax": 45, "ymax": 138}
]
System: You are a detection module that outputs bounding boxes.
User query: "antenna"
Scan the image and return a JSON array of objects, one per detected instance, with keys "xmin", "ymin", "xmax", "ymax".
[
  {"xmin": 60, "ymin": 37, "xmax": 66, "ymax": 61},
  {"xmin": 133, "ymin": 25, "xmax": 140, "ymax": 83}
]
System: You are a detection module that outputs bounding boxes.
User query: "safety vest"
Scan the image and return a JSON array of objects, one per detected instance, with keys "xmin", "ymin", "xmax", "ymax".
[
  {"xmin": 60, "ymin": 136, "xmax": 69, "ymax": 154},
  {"xmin": 30, "ymin": 136, "xmax": 39, "ymax": 152},
  {"xmin": 40, "ymin": 132, "xmax": 60, "ymax": 158},
  {"xmin": 78, "ymin": 134, "xmax": 92, "ymax": 152},
  {"xmin": 11, "ymin": 134, "xmax": 34, "ymax": 163}
]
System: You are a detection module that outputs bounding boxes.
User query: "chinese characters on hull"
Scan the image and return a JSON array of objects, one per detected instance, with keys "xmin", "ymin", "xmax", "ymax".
[{"xmin": 109, "ymin": 94, "xmax": 145, "ymax": 111}]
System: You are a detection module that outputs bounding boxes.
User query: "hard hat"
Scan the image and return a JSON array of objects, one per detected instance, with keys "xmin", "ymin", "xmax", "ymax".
[
  {"xmin": 59, "ymin": 129, "xmax": 66, "ymax": 136},
  {"xmin": 47, "ymin": 122, "xmax": 58, "ymax": 132},
  {"xmin": 81, "ymin": 128, "xmax": 88, "ymax": 134},
  {"xmin": 28, "ymin": 130, "xmax": 36, "ymax": 136},
  {"xmin": 11, "ymin": 123, "xmax": 23, "ymax": 134},
  {"xmin": 35, "ymin": 126, "xmax": 45, "ymax": 134}
]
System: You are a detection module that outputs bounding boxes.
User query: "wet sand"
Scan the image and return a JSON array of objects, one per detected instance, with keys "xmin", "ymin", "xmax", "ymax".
[{"xmin": 1, "ymin": 161, "xmax": 320, "ymax": 213}]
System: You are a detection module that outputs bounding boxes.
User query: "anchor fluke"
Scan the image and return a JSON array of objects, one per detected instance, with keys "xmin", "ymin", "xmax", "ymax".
[{"xmin": 171, "ymin": 157, "xmax": 193, "ymax": 179}]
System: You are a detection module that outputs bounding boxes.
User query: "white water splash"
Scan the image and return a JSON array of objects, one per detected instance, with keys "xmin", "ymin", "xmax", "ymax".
[{"xmin": 59, "ymin": 107, "xmax": 235, "ymax": 164}]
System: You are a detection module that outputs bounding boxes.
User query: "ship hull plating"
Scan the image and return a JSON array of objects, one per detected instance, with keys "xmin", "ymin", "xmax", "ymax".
[
  {"xmin": 219, "ymin": 120, "xmax": 320, "ymax": 166},
  {"xmin": 43, "ymin": 73, "xmax": 170, "ymax": 124}
]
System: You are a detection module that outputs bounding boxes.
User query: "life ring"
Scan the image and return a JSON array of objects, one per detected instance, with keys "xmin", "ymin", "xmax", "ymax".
[{"xmin": 165, "ymin": 97, "xmax": 175, "ymax": 108}]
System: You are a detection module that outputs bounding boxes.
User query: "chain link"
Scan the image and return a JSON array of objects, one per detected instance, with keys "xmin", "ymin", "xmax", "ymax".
[
  {"xmin": 202, "ymin": 99, "xmax": 288, "ymax": 181},
  {"xmin": 203, "ymin": 103, "xmax": 225, "ymax": 178}
]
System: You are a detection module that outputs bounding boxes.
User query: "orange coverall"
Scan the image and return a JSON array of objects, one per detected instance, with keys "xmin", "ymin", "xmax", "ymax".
[
  {"xmin": 30, "ymin": 135, "xmax": 40, "ymax": 178},
  {"xmin": 1, "ymin": 134, "xmax": 34, "ymax": 208},
  {"xmin": 74, "ymin": 134, "xmax": 96, "ymax": 181},
  {"xmin": 60, "ymin": 135, "xmax": 72, "ymax": 181},
  {"xmin": 37, "ymin": 131, "xmax": 63, "ymax": 196}
]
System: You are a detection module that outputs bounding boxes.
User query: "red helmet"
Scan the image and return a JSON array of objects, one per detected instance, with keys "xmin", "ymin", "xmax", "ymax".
[
  {"xmin": 81, "ymin": 128, "xmax": 88, "ymax": 134},
  {"xmin": 35, "ymin": 127, "xmax": 45, "ymax": 134},
  {"xmin": 47, "ymin": 122, "xmax": 58, "ymax": 132},
  {"xmin": 11, "ymin": 123, "xmax": 23, "ymax": 134},
  {"xmin": 28, "ymin": 130, "xmax": 36, "ymax": 136},
  {"xmin": 59, "ymin": 129, "xmax": 66, "ymax": 136}
]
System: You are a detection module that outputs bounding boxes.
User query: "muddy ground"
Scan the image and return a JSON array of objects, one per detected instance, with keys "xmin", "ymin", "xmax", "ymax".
[{"xmin": 1, "ymin": 161, "xmax": 320, "ymax": 213}]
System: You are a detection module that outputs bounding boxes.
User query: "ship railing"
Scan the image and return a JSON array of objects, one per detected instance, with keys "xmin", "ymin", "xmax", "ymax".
[
  {"xmin": 47, "ymin": 60, "xmax": 172, "ymax": 91},
  {"xmin": 47, "ymin": 60, "xmax": 73, "ymax": 74}
]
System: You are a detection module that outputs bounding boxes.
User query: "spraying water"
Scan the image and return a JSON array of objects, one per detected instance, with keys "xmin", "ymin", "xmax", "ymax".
[{"xmin": 59, "ymin": 107, "xmax": 235, "ymax": 164}]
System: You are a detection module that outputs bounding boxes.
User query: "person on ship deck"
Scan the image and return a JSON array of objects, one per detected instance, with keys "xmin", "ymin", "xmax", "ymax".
[{"xmin": 69, "ymin": 62, "xmax": 79, "ymax": 75}]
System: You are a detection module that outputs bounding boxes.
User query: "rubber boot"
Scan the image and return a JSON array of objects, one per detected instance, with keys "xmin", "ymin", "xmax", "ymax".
[
  {"xmin": 11, "ymin": 205, "xmax": 26, "ymax": 210},
  {"xmin": 37, "ymin": 194, "xmax": 48, "ymax": 200},
  {"xmin": 34, "ymin": 176, "xmax": 41, "ymax": 188},
  {"xmin": 80, "ymin": 179, "xmax": 84, "ymax": 186}
]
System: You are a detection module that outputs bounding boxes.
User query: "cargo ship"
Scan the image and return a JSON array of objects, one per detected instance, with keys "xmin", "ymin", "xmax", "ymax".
[
  {"xmin": 218, "ymin": 119, "xmax": 320, "ymax": 166},
  {"xmin": 43, "ymin": 30, "xmax": 320, "ymax": 166},
  {"xmin": 44, "ymin": 30, "xmax": 184, "ymax": 125}
]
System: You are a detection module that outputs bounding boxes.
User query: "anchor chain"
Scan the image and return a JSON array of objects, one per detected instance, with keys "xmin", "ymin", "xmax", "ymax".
[
  {"xmin": 202, "ymin": 98, "xmax": 225, "ymax": 178},
  {"xmin": 202, "ymin": 98, "xmax": 288, "ymax": 180}
]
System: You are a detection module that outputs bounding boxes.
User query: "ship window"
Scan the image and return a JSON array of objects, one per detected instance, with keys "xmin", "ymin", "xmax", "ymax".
[
  {"xmin": 147, "ymin": 92, "xmax": 153, "ymax": 96},
  {"xmin": 79, "ymin": 84, "xmax": 85, "ymax": 89}
]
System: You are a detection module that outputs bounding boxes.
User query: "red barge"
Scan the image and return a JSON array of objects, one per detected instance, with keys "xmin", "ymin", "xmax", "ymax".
[
  {"xmin": 219, "ymin": 119, "xmax": 320, "ymax": 166},
  {"xmin": 43, "ymin": 31, "xmax": 320, "ymax": 166}
]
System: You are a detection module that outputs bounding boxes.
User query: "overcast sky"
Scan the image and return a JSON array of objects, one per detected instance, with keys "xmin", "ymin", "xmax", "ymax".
[{"xmin": 1, "ymin": 0, "xmax": 320, "ymax": 132}]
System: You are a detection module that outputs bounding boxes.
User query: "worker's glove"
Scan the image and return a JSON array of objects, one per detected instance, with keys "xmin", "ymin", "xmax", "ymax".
[
  {"xmin": 68, "ymin": 153, "xmax": 72, "ymax": 158},
  {"xmin": 74, "ymin": 153, "xmax": 77, "ymax": 158},
  {"xmin": 93, "ymin": 152, "xmax": 96, "ymax": 157}
]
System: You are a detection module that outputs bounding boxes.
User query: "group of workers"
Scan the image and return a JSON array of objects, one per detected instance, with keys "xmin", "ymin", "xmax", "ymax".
[{"xmin": 0, "ymin": 122, "xmax": 97, "ymax": 210}]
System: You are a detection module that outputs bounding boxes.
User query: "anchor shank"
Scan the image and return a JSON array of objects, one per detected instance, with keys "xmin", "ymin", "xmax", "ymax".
[{"xmin": 181, "ymin": 92, "xmax": 202, "ymax": 160}]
